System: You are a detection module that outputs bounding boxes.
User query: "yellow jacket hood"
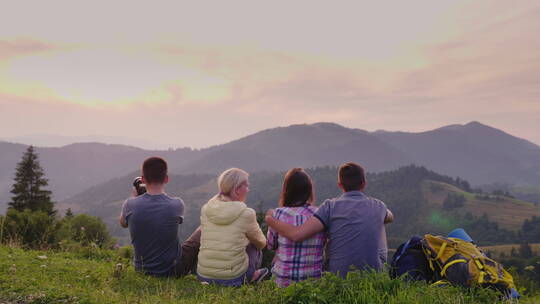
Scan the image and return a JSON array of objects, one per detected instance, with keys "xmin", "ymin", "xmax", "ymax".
[{"xmin": 203, "ymin": 196, "xmax": 247, "ymax": 225}]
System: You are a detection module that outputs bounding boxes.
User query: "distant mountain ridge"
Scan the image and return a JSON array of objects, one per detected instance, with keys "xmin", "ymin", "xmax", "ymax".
[
  {"xmin": 0, "ymin": 142, "xmax": 198, "ymax": 208},
  {"xmin": 373, "ymin": 121, "xmax": 540, "ymax": 186},
  {"xmin": 0, "ymin": 134, "xmax": 166, "ymax": 150},
  {"xmin": 1, "ymin": 121, "xmax": 539, "ymax": 211},
  {"xmin": 181, "ymin": 122, "xmax": 410, "ymax": 174}
]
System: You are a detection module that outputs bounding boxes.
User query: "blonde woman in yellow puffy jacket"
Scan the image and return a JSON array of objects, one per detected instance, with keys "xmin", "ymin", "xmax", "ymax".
[{"xmin": 197, "ymin": 168, "xmax": 268, "ymax": 286}]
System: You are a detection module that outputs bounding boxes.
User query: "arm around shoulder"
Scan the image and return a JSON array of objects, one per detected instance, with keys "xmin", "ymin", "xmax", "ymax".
[{"xmin": 265, "ymin": 214, "xmax": 324, "ymax": 242}]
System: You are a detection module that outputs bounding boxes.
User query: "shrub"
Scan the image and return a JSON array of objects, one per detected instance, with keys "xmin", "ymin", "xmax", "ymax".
[
  {"xmin": 430, "ymin": 183, "xmax": 444, "ymax": 193},
  {"xmin": 0, "ymin": 209, "xmax": 58, "ymax": 248},
  {"xmin": 117, "ymin": 245, "xmax": 134, "ymax": 260},
  {"xmin": 443, "ymin": 193, "xmax": 466, "ymax": 210},
  {"xmin": 56, "ymin": 214, "xmax": 112, "ymax": 247}
]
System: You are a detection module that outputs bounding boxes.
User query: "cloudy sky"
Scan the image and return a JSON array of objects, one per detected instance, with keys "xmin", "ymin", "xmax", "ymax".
[{"xmin": 1, "ymin": 0, "xmax": 539, "ymax": 149}]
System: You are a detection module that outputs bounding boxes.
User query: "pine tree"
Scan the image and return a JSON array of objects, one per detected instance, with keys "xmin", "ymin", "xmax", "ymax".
[
  {"xmin": 519, "ymin": 242, "xmax": 534, "ymax": 259},
  {"xmin": 8, "ymin": 146, "xmax": 55, "ymax": 215},
  {"xmin": 65, "ymin": 208, "xmax": 74, "ymax": 218}
]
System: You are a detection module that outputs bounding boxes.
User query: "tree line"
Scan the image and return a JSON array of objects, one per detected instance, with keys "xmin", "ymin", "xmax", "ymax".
[{"xmin": 0, "ymin": 146, "xmax": 112, "ymax": 249}]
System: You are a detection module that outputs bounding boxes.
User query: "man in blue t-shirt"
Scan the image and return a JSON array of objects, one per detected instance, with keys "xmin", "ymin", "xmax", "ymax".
[
  {"xmin": 119, "ymin": 157, "xmax": 186, "ymax": 277},
  {"xmin": 265, "ymin": 162, "xmax": 394, "ymax": 277}
]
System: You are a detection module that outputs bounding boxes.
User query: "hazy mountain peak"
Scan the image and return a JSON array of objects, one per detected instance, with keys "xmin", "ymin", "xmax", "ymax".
[
  {"xmin": 464, "ymin": 121, "xmax": 486, "ymax": 128},
  {"xmin": 268, "ymin": 122, "xmax": 348, "ymax": 132},
  {"xmin": 435, "ymin": 121, "xmax": 539, "ymax": 148},
  {"xmin": 218, "ymin": 122, "xmax": 360, "ymax": 146},
  {"xmin": 435, "ymin": 123, "xmax": 466, "ymax": 131},
  {"xmin": 310, "ymin": 122, "xmax": 371, "ymax": 135},
  {"xmin": 374, "ymin": 121, "xmax": 492, "ymax": 134},
  {"xmin": 310, "ymin": 122, "xmax": 346, "ymax": 129},
  {"xmin": 435, "ymin": 121, "xmax": 493, "ymax": 132},
  {"xmin": 462, "ymin": 121, "xmax": 503, "ymax": 133},
  {"xmin": 0, "ymin": 134, "xmax": 166, "ymax": 150},
  {"xmin": 58, "ymin": 142, "xmax": 144, "ymax": 152}
]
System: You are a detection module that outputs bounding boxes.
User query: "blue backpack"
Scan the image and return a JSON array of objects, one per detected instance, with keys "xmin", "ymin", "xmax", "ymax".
[{"xmin": 390, "ymin": 235, "xmax": 435, "ymax": 282}]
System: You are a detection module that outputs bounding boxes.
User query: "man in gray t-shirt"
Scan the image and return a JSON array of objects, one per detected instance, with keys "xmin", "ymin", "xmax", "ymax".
[
  {"xmin": 120, "ymin": 157, "xmax": 185, "ymax": 276},
  {"xmin": 265, "ymin": 162, "xmax": 394, "ymax": 278},
  {"xmin": 121, "ymin": 193, "xmax": 184, "ymax": 276},
  {"xmin": 313, "ymin": 191, "xmax": 388, "ymax": 275}
]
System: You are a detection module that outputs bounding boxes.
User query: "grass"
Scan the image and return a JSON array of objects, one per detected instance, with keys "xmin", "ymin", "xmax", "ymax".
[{"xmin": 1, "ymin": 245, "xmax": 538, "ymax": 304}]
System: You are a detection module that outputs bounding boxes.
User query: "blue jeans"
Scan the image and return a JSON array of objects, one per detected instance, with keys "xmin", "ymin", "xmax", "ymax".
[{"xmin": 198, "ymin": 243, "xmax": 262, "ymax": 286}]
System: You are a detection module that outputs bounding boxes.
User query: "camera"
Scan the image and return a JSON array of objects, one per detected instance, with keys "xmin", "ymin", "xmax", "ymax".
[{"xmin": 133, "ymin": 177, "xmax": 147, "ymax": 196}]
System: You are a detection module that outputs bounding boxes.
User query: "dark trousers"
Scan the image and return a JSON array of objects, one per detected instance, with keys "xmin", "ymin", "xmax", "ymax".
[
  {"xmin": 176, "ymin": 226, "xmax": 202, "ymax": 276},
  {"xmin": 244, "ymin": 243, "xmax": 262, "ymax": 281}
]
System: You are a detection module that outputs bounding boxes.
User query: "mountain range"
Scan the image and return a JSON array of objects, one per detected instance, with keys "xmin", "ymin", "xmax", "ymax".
[{"xmin": 1, "ymin": 121, "xmax": 539, "ymax": 211}]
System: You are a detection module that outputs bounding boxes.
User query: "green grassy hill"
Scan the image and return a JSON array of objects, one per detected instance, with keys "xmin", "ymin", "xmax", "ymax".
[
  {"xmin": 422, "ymin": 180, "xmax": 540, "ymax": 231},
  {"xmin": 1, "ymin": 245, "xmax": 534, "ymax": 304},
  {"xmin": 509, "ymin": 185, "xmax": 540, "ymax": 204},
  {"xmin": 481, "ymin": 184, "xmax": 540, "ymax": 204}
]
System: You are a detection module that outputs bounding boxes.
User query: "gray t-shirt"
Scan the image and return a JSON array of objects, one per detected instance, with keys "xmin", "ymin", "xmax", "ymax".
[
  {"xmin": 121, "ymin": 193, "xmax": 184, "ymax": 275},
  {"xmin": 313, "ymin": 191, "xmax": 388, "ymax": 277}
]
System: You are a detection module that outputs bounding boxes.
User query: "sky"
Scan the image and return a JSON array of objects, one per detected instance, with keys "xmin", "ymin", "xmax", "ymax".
[{"xmin": 0, "ymin": 0, "xmax": 539, "ymax": 149}]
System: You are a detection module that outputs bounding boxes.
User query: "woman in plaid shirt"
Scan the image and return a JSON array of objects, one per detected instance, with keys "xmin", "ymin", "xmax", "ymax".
[{"xmin": 267, "ymin": 168, "xmax": 327, "ymax": 287}]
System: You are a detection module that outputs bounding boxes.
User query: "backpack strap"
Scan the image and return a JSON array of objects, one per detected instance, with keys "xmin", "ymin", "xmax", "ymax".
[
  {"xmin": 440, "ymin": 259, "xmax": 467, "ymax": 277},
  {"xmin": 394, "ymin": 240, "xmax": 412, "ymax": 264},
  {"xmin": 478, "ymin": 271, "xmax": 486, "ymax": 284},
  {"xmin": 421, "ymin": 239, "xmax": 437, "ymax": 272},
  {"xmin": 473, "ymin": 258, "xmax": 484, "ymax": 270},
  {"xmin": 435, "ymin": 242, "xmax": 447, "ymax": 260},
  {"xmin": 432, "ymin": 280, "xmax": 450, "ymax": 287}
]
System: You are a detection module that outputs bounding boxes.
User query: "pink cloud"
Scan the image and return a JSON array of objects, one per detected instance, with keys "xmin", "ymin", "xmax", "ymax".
[{"xmin": 0, "ymin": 39, "xmax": 57, "ymax": 59}]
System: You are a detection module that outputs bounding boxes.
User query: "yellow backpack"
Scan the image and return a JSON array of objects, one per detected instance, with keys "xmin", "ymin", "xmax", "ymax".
[{"xmin": 421, "ymin": 234, "xmax": 516, "ymax": 293}]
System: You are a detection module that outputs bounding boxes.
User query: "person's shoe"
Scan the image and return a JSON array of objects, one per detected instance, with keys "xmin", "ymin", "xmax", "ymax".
[{"xmin": 251, "ymin": 268, "xmax": 269, "ymax": 283}]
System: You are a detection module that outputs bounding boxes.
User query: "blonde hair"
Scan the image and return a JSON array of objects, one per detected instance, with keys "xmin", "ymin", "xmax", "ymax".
[{"xmin": 216, "ymin": 168, "xmax": 249, "ymax": 201}]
